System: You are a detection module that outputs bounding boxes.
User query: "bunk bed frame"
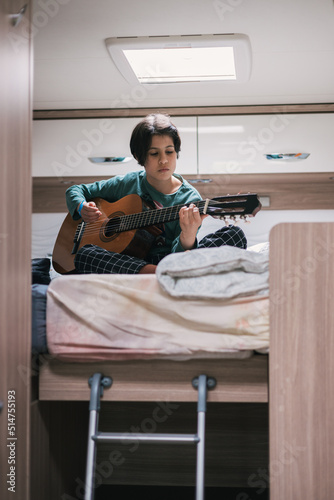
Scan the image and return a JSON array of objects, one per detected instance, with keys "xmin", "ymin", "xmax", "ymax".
[{"xmin": 31, "ymin": 222, "xmax": 334, "ymax": 500}]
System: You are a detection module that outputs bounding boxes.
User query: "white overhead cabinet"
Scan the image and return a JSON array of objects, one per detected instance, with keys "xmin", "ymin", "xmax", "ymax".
[
  {"xmin": 33, "ymin": 113, "xmax": 334, "ymax": 177},
  {"xmin": 197, "ymin": 113, "xmax": 334, "ymax": 175},
  {"xmin": 33, "ymin": 117, "xmax": 140, "ymax": 177},
  {"xmin": 32, "ymin": 116, "xmax": 198, "ymax": 177}
]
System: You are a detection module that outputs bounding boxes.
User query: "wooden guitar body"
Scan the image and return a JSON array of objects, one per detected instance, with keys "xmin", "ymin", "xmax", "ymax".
[{"xmin": 52, "ymin": 195, "xmax": 159, "ymax": 274}]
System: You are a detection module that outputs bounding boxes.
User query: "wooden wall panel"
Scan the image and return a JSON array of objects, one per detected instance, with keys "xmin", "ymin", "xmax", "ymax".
[
  {"xmin": 269, "ymin": 223, "xmax": 334, "ymax": 499},
  {"xmin": 30, "ymin": 401, "xmax": 89, "ymax": 500},
  {"xmin": 33, "ymin": 172, "xmax": 334, "ymax": 213},
  {"xmin": 97, "ymin": 402, "xmax": 268, "ymax": 488},
  {"xmin": 0, "ymin": 2, "xmax": 32, "ymax": 500},
  {"xmin": 39, "ymin": 356, "xmax": 268, "ymax": 404},
  {"xmin": 29, "ymin": 400, "xmax": 268, "ymax": 497},
  {"xmin": 33, "ymin": 103, "xmax": 334, "ymax": 120}
]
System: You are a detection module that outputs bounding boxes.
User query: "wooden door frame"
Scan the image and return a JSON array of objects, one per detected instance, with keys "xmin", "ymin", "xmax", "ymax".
[{"xmin": 0, "ymin": 2, "xmax": 32, "ymax": 499}]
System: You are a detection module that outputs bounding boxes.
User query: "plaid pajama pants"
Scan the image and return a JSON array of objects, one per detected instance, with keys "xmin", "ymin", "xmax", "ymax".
[{"xmin": 74, "ymin": 224, "xmax": 247, "ymax": 275}]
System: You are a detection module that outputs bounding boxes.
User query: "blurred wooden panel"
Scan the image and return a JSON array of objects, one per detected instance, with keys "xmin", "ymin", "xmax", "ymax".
[
  {"xmin": 33, "ymin": 172, "xmax": 334, "ymax": 213},
  {"xmin": 269, "ymin": 223, "xmax": 334, "ymax": 500},
  {"xmin": 0, "ymin": 3, "xmax": 32, "ymax": 500}
]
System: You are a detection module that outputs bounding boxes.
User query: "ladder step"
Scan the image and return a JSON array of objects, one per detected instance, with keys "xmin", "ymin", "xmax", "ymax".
[{"xmin": 93, "ymin": 432, "xmax": 199, "ymax": 444}]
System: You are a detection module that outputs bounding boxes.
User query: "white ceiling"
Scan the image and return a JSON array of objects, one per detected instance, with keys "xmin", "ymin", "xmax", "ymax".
[{"xmin": 32, "ymin": 0, "xmax": 334, "ymax": 110}]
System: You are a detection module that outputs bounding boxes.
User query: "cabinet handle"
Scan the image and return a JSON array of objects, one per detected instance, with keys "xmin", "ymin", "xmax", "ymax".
[
  {"xmin": 265, "ymin": 153, "xmax": 310, "ymax": 161},
  {"xmin": 88, "ymin": 157, "xmax": 132, "ymax": 164},
  {"xmin": 0, "ymin": 400, "xmax": 3, "ymax": 414},
  {"xmin": 9, "ymin": 4, "xmax": 27, "ymax": 27}
]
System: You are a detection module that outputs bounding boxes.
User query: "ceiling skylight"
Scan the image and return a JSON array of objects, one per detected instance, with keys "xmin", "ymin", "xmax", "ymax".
[
  {"xmin": 123, "ymin": 46, "xmax": 236, "ymax": 84},
  {"xmin": 105, "ymin": 34, "xmax": 251, "ymax": 85}
]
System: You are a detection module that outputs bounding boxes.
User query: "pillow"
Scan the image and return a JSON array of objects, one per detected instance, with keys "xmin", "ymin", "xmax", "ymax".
[
  {"xmin": 248, "ymin": 242, "xmax": 269, "ymax": 254},
  {"xmin": 32, "ymin": 258, "xmax": 51, "ymax": 285}
]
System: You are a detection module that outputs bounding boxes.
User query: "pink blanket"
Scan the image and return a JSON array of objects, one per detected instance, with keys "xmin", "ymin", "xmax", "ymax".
[{"xmin": 46, "ymin": 274, "xmax": 269, "ymax": 362}]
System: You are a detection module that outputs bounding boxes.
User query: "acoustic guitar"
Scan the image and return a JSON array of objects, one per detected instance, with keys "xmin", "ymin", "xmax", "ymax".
[{"xmin": 52, "ymin": 193, "xmax": 261, "ymax": 274}]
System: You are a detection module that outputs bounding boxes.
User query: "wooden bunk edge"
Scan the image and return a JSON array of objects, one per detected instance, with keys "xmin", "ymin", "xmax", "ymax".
[
  {"xmin": 38, "ymin": 354, "xmax": 268, "ymax": 403},
  {"xmin": 269, "ymin": 222, "xmax": 334, "ymax": 499}
]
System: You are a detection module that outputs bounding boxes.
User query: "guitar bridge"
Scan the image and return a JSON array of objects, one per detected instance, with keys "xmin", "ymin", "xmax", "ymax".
[{"xmin": 71, "ymin": 221, "xmax": 85, "ymax": 255}]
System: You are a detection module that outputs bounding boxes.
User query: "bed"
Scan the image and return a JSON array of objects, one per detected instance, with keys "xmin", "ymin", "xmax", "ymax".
[
  {"xmin": 30, "ymin": 222, "xmax": 334, "ymax": 500},
  {"xmin": 32, "ymin": 242, "xmax": 270, "ymax": 398}
]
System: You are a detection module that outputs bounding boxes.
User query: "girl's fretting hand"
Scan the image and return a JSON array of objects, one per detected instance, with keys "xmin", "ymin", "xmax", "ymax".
[{"xmin": 179, "ymin": 203, "xmax": 204, "ymax": 250}]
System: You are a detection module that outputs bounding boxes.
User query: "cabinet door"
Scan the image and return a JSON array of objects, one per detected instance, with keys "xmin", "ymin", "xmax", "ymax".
[
  {"xmin": 198, "ymin": 113, "xmax": 334, "ymax": 174},
  {"xmin": 33, "ymin": 117, "xmax": 141, "ymax": 177},
  {"xmin": 33, "ymin": 116, "xmax": 198, "ymax": 177},
  {"xmin": 168, "ymin": 116, "xmax": 197, "ymax": 174}
]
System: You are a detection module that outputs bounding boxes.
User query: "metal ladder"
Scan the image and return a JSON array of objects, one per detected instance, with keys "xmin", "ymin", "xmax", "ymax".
[{"xmin": 84, "ymin": 372, "xmax": 216, "ymax": 500}]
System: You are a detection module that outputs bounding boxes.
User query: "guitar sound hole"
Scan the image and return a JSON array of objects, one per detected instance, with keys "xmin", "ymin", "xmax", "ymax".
[{"xmin": 104, "ymin": 216, "xmax": 121, "ymax": 237}]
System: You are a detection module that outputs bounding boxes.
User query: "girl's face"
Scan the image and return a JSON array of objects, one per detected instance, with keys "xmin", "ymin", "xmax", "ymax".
[{"xmin": 144, "ymin": 134, "xmax": 177, "ymax": 186}]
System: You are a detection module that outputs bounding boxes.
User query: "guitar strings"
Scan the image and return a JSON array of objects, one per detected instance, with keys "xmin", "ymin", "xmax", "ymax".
[
  {"xmin": 78, "ymin": 201, "xmax": 201, "ymax": 237},
  {"xmin": 78, "ymin": 208, "xmax": 248, "ymax": 237},
  {"xmin": 78, "ymin": 198, "xmax": 250, "ymax": 237}
]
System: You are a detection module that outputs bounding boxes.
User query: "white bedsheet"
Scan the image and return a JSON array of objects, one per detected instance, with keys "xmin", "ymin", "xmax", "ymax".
[{"xmin": 46, "ymin": 266, "xmax": 269, "ymax": 362}]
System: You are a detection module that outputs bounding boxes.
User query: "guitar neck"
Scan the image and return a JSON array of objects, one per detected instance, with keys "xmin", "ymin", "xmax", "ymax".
[
  {"xmin": 104, "ymin": 193, "xmax": 259, "ymax": 233},
  {"xmin": 118, "ymin": 200, "xmax": 206, "ymax": 232}
]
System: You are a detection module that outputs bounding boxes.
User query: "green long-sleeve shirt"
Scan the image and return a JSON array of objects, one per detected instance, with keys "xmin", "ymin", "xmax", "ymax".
[{"xmin": 65, "ymin": 170, "xmax": 202, "ymax": 257}]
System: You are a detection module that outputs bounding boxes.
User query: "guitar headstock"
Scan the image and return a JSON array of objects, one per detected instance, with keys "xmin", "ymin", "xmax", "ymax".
[{"xmin": 205, "ymin": 193, "xmax": 262, "ymax": 222}]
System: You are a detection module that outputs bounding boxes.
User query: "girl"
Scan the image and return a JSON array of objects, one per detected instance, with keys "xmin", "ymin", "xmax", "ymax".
[{"xmin": 65, "ymin": 113, "xmax": 247, "ymax": 274}]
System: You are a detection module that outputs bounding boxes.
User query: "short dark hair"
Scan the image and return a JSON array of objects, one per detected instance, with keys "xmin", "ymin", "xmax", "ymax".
[{"xmin": 130, "ymin": 113, "xmax": 181, "ymax": 166}]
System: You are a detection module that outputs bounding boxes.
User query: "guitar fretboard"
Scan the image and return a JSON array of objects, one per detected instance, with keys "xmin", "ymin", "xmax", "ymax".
[
  {"xmin": 116, "ymin": 196, "xmax": 252, "ymax": 232},
  {"xmin": 118, "ymin": 200, "xmax": 205, "ymax": 231}
]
